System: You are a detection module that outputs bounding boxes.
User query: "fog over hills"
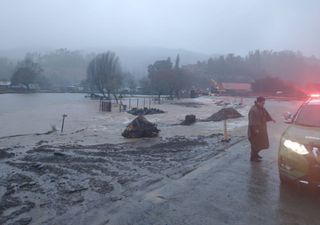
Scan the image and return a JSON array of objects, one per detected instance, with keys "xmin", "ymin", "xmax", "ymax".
[
  {"xmin": 108, "ymin": 46, "xmax": 217, "ymax": 76},
  {"xmin": 2, "ymin": 0, "xmax": 320, "ymax": 86},
  {"xmin": 0, "ymin": 46, "xmax": 216, "ymax": 77}
]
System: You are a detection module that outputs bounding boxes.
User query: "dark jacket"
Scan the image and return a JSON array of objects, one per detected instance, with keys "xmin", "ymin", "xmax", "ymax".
[{"xmin": 248, "ymin": 103, "xmax": 273, "ymax": 151}]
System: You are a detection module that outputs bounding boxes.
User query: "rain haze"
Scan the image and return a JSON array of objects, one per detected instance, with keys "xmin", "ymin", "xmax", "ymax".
[
  {"xmin": 3, "ymin": 1, "xmax": 320, "ymax": 225},
  {"xmin": 1, "ymin": 0, "xmax": 320, "ymax": 56}
]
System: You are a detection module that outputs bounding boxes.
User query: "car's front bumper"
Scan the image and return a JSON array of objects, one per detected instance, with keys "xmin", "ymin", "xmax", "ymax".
[{"xmin": 279, "ymin": 150, "xmax": 320, "ymax": 186}]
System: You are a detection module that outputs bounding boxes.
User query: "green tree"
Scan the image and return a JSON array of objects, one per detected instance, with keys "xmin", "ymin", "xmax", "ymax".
[
  {"xmin": 148, "ymin": 57, "xmax": 173, "ymax": 100},
  {"xmin": 148, "ymin": 55, "xmax": 190, "ymax": 99},
  {"xmin": 86, "ymin": 51, "xmax": 123, "ymax": 101},
  {"xmin": 40, "ymin": 49, "xmax": 89, "ymax": 87},
  {"xmin": 251, "ymin": 76, "xmax": 284, "ymax": 93},
  {"xmin": 169, "ymin": 54, "xmax": 191, "ymax": 98},
  {"xmin": 139, "ymin": 76, "xmax": 151, "ymax": 94},
  {"xmin": 11, "ymin": 57, "xmax": 43, "ymax": 89},
  {"xmin": 0, "ymin": 57, "xmax": 15, "ymax": 80},
  {"xmin": 122, "ymin": 73, "xmax": 137, "ymax": 95}
]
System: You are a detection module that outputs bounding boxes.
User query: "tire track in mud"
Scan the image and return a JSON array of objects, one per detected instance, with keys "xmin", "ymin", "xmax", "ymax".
[{"xmin": 0, "ymin": 134, "xmax": 245, "ymax": 225}]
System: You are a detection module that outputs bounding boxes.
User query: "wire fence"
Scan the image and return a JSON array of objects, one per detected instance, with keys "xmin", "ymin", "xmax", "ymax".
[{"xmin": 99, "ymin": 96, "xmax": 171, "ymax": 112}]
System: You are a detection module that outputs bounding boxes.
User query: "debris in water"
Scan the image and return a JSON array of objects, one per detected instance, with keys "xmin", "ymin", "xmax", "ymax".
[
  {"xmin": 127, "ymin": 107, "xmax": 165, "ymax": 116},
  {"xmin": 180, "ymin": 114, "xmax": 196, "ymax": 125},
  {"xmin": 53, "ymin": 152, "xmax": 65, "ymax": 157}
]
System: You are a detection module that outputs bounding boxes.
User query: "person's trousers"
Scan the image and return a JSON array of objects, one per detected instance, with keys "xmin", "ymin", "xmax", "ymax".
[{"xmin": 250, "ymin": 143, "xmax": 259, "ymax": 158}]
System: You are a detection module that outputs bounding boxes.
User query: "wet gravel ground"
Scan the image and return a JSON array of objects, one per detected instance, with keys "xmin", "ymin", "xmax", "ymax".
[
  {"xmin": 0, "ymin": 134, "xmax": 244, "ymax": 225},
  {"xmin": 1, "ymin": 95, "xmax": 299, "ymax": 225}
]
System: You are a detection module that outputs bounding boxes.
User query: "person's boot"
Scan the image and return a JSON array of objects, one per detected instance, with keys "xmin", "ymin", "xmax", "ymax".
[{"xmin": 250, "ymin": 154, "xmax": 261, "ymax": 162}]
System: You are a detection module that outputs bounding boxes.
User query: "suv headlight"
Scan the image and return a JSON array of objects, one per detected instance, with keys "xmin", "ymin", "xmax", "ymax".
[{"xmin": 283, "ymin": 139, "xmax": 309, "ymax": 155}]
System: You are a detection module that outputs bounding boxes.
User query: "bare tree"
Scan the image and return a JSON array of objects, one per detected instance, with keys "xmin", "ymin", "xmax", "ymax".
[{"xmin": 86, "ymin": 51, "xmax": 123, "ymax": 101}]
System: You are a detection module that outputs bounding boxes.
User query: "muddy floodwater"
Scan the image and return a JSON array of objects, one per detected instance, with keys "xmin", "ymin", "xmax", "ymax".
[
  {"xmin": 0, "ymin": 93, "xmax": 98, "ymax": 137},
  {"xmin": 0, "ymin": 93, "xmax": 249, "ymax": 143},
  {"xmin": 1, "ymin": 94, "xmax": 303, "ymax": 225}
]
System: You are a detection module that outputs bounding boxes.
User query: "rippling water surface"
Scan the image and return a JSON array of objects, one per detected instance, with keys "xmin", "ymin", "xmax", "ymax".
[
  {"xmin": 0, "ymin": 93, "xmax": 252, "ymax": 143},
  {"xmin": 0, "ymin": 93, "xmax": 99, "ymax": 137}
]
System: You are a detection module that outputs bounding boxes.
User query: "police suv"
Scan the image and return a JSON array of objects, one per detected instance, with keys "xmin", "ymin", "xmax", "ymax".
[{"xmin": 279, "ymin": 95, "xmax": 320, "ymax": 187}]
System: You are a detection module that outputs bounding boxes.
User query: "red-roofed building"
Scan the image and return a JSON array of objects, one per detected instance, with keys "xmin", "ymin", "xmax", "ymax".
[
  {"xmin": 221, "ymin": 82, "xmax": 251, "ymax": 92},
  {"xmin": 211, "ymin": 81, "xmax": 251, "ymax": 95}
]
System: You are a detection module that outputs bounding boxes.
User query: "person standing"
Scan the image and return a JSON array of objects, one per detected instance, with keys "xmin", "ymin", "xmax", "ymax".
[{"xmin": 248, "ymin": 96, "xmax": 275, "ymax": 162}]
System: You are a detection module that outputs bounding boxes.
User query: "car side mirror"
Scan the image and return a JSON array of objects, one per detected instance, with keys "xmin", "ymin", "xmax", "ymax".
[{"xmin": 283, "ymin": 112, "xmax": 293, "ymax": 124}]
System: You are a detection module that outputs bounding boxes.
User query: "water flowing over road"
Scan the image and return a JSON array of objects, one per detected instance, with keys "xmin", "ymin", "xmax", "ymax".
[
  {"xmin": 2, "ymin": 94, "xmax": 317, "ymax": 225},
  {"xmin": 106, "ymin": 99, "xmax": 320, "ymax": 225}
]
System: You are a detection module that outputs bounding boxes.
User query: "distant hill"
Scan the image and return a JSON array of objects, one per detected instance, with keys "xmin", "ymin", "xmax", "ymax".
[{"xmin": 0, "ymin": 46, "xmax": 218, "ymax": 79}]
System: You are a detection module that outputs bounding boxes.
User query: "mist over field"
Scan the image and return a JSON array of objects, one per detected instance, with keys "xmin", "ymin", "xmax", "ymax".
[
  {"xmin": 2, "ymin": 2, "xmax": 320, "ymax": 224},
  {"xmin": 1, "ymin": 0, "xmax": 320, "ymax": 55},
  {"xmin": 1, "ymin": 0, "xmax": 320, "ymax": 89}
]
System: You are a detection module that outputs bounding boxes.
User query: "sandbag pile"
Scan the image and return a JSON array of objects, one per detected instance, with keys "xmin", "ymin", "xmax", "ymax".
[{"xmin": 122, "ymin": 115, "xmax": 160, "ymax": 138}]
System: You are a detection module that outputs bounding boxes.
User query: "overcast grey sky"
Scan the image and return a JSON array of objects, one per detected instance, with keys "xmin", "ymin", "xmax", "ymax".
[{"xmin": 1, "ymin": 0, "xmax": 320, "ymax": 56}]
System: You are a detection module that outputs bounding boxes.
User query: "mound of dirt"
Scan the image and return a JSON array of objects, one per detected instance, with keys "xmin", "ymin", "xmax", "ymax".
[
  {"xmin": 122, "ymin": 115, "xmax": 160, "ymax": 138},
  {"xmin": 180, "ymin": 114, "xmax": 196, "ymax": 125},
  {"xmin": 0, "ymin": 149, "xmax": 14, "ymax": 159},
  {"xmin": 127, "ymin": 107, "xmax": 165, "ymax": 115},
  {"xmin": 205, "ymin": 107, "xmax": 243, "ymax": 121}
]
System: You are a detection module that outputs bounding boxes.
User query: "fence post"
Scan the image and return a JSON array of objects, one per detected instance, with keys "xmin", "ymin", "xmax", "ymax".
[
  {"xmin": 61, "ymin": 114, "xmax": 67, "ymax": 133},
  {"xmin": 137, "ymin": 99, "xmax": 139, "ymax": 108}
]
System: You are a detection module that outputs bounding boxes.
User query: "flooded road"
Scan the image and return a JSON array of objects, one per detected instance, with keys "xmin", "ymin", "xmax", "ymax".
[
  {"xmin": 2, "ymin": 94, "xmax": 316, "ymax": 225},
  {"xmin": 106, "ymin": 99, "xmax": 320, "ymax": 225}
]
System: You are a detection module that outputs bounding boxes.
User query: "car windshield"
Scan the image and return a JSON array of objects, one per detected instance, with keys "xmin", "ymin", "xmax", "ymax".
[{"xmin": 295, "ymin": 104, "xmax": 320, "ymax": 127}]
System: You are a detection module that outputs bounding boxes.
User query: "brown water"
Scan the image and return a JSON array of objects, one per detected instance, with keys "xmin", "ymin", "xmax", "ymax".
[
  {"xmin": 0, "ymin": 93, "xmax": 99, "ymax": 137},
  {"xmin": 0, "ymin": 94, "xmax": 252, "ymax": 144}
]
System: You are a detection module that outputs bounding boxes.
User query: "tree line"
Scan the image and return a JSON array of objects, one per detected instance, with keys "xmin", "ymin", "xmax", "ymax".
[
  {"xmin": 2, "ymin": 49, "xmax": 320, "ymax": 96},
  {"xmin": 183, "ymin": 50, "xmax": 320, "ymax": 88},
  {"xmin": 0, "ymin": 49, "xmax": 91, "ymax": 88}
]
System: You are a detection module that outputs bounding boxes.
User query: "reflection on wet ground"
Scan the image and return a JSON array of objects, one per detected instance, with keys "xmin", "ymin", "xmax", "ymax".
[
  {"xmin": 2, "ymin": 94, "xmax": 318, "ymax": 224},
  {"xmin": 277, "ymin": 183, "xmax": 320, "ymax": 224},
  {"xmin": 246, "ymin": 101, "xmax": 320, "ymax": 225},
  {"xmin": 107, "ymin": 98, "xmax": 319, "ymax": 225}
]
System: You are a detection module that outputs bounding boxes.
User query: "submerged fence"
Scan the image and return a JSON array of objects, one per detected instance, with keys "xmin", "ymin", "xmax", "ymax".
[
  {"xmin": 99, "ymin": 101, "xmax": 112, "ymax": 112},
  {"xmin": 99, "ymin": 96, "xmax": 171, "ymax": 112}
]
